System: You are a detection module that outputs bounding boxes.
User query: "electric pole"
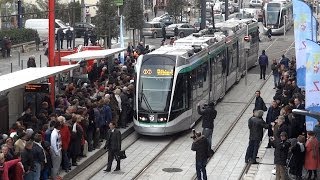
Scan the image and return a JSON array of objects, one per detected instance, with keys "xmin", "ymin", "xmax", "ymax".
[
  {"xmin": 225, "ymin": 0, "xmax": 229, "ymax": 21},
  {"xmin": 200, "ymin": 0, "xmax": 206, "ymax": 30}
]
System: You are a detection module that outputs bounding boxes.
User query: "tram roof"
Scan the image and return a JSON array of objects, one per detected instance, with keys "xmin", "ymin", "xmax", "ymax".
[
  {"xmin": 0, "ymin": 64, "xmax": 79, "ymax": 94},
  {"xmin": 148, "ymin": 45, "xmax": 193, "ymax": 56},
  {"xmin": 61, "ymin": 48, "xmax": 126, "ymax": 61}
]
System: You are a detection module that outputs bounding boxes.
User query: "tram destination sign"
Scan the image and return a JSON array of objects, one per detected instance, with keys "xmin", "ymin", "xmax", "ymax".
[
  {"xmin": 142, "ymin": 68, "xmax": 174, "ymax": 76},
  {"xmin": 25, "ymin": 83, "xmax": 50, "ymax": 93}
]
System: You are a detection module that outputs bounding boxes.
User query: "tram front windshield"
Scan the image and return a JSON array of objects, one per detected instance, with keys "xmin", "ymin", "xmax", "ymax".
[
  {"xmin": 266, "ymin": 4, "xmax": 280, "ymax": 25},
  {"xmin": 138, "ymin": 59, "xmax": 174, "ymax": 113}
]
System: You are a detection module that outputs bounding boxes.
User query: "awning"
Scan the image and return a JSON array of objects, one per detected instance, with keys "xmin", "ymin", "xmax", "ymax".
[
  {"xmin": 61, "ymin": 48, "xmax": 126, "ymax": 61},
  {"xmin": 0, "ymin": 64, "xmax": 79, "ymax": 94}
]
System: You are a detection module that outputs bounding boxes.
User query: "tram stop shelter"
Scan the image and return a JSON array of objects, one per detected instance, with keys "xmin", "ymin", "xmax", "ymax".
[
  {"xmin": 0, "ymin": 64, "xmax": 79, "ymax": 133},
  {"xmin": 61, "ymin": 47, "xmax": 126, "ymax": 61}
]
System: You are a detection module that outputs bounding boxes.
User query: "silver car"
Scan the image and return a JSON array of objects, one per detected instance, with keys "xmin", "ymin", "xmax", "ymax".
[
  {"xmin": 165, "ymin": 23, "xmax": 196, "ymax": 38},
  {"xmin": 142, "ymin": 22, "xmax": 165, "ymax": 38}
]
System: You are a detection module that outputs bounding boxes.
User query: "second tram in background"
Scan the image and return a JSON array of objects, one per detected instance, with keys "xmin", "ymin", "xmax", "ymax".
[
  {"xmin": 133, "ymin": 19, "xmax": 260, "ymax": 136},
  {"xmin": 262, "ymin": 0, "xmax": 293, "ymax": 35}
]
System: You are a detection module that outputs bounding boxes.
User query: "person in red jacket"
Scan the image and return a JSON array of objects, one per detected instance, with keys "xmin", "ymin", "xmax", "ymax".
[
  {"xmin": 0, "ymin": 153, "xmax": 21, "ymax": 180},
  {"xmin": 57, "ymin": 116, "xmax": 71, "ymax": 172}
]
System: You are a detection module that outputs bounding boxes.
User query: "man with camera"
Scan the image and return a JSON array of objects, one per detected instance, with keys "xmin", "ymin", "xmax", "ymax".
[
  {"xmin": 103, "ymin": 121, "xmax": 122, "ymax": 172},
  {"xmin": 191, "ymin": 131, "xmax": 209, "ymax": 180},
  {"xmin": 197, "ymin": 102, "xmax": 217, "ymax": 155}
]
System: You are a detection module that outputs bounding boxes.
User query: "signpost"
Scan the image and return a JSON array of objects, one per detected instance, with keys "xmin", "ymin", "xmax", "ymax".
[{"xmin": 114, "ymin": 0, "xmax": 123, "ymax": 6}]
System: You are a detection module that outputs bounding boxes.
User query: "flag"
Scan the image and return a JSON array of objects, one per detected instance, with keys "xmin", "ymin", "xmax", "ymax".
[
  {"xmin": 293, "ymin": 0, "xmax": 313, "ymax": 88},
  {"xmin": 304, "ymin": 39, "xmax": 320, "ymax": 131}
]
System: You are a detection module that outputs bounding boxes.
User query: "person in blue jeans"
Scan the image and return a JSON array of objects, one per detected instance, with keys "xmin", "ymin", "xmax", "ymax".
[{"xmin": 191, "ymin": 132, "xmax": 209, "ymax": 180}]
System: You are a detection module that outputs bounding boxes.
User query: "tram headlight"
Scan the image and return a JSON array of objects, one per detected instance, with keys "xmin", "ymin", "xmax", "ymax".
[
  {"xmin": 139, "ymin": 116, "xmax": 147, "ymax": 121},
  {"xmin": 158, "ymin": 117, "xmax": 167, "ymax": 122}
]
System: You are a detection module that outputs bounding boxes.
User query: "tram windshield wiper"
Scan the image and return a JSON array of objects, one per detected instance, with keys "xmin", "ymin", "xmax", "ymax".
[{"xmin": 140, "ymin": 83, "xmax": 153, "ymax": 114}]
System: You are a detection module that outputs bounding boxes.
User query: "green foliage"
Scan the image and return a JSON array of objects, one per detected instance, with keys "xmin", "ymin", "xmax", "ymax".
[
  {"xmin": 68, "ymin": 1, "xmax": 81, "ymax": 24},
  {"xmin": 35, "ymin": 0, "xmax": 72, "ymax": 23},
  {"xmin": 0, "ymin": 28, "xmax": 38, "ymax": 44},
  {"xmin": 23, "ymin": 3, "xmax": 46, "ymax": 19},
  {"xmin": 95, "ymin": 0, "xmax": 119, "ymax": 38},
  {"xmin": 124, "ymin": 0, "xmax": 144, "ymax": 30},
  {"xmin": 166, "ymin": 0, "xmax": 185, "ymax": 22}
]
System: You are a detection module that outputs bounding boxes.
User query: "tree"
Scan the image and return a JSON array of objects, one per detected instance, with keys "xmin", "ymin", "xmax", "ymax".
[
  {"xmin": 23, "ymin": 3, "xmax": 44, "ymax": 19},
  {"xmin": 124, "ymin": 0, "xmax": 144, "ymax": 47},
  {"xmin": 36, "ymin": 0, "xmax": 71, "ymax": 22},
  {"xmin": 68, "ymin": 1, "xmax": 81, "ymax": 25},
  {"xmin": 95, "ymin": 0, "xmax": 119, "ymax": 48},
  {"xmin": 166, "ymin": 0, "xmax": 185, "ymax": 23}
]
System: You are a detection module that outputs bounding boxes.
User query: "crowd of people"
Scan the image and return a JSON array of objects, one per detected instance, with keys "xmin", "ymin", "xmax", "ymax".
[
  {"xmin": 248, "ymin": 50, "xmax": 320, "ymax": 180},
  {"xmin": 0, "ymin": 42, "xmax": 146, "ymax": 179}
]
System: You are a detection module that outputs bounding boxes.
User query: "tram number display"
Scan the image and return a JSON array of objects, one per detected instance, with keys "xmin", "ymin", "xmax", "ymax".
[
  {"xmin": 142, "ymin": 68, "xmax": 173, "ymax": 76},
  {"xmin": 25, "ymin": 83, "xmax": 50, "ymax": 93}
]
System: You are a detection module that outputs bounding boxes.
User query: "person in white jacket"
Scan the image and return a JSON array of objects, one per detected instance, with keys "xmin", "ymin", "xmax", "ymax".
[{"xmin": 50, "ymin": 122, "xmax": 62, "ymax": 180}]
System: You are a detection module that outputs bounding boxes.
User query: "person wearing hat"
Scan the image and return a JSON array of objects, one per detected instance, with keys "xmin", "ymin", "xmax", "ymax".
[
  {"xmin": 270, "ymin": 131, "xmax": 290, "ymax": 180},
  {"xmin": 197, "ymin": 102, "xmax": 217, "ymax": 155}
]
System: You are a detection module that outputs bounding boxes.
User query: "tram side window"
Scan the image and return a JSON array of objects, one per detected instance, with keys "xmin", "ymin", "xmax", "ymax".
[
  {"xmin": 191, "ymin": 69, "xmax": 197, "ymax": 90},
  {"xmin": 172, "ymin": 74, "xmax": 187, "ymax": 111},
  {"xmin": 231, "ymin": 42, "xmax": 238, "ymax": 71},
  {"xmin": 197, "ymin": 66, "xmax": 204, "ymax": 88}
]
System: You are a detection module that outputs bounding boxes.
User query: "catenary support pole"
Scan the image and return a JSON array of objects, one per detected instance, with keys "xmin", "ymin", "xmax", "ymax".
[{"xmin": 49, "ymin": 0, "xmax": 55, "ymax": 109}]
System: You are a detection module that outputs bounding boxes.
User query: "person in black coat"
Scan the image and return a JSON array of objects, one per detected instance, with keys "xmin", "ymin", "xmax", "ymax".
[
  {"xmin": 65, "ymin": 27, "xmax": 73, "ymax": 49},
  {"xmin": 245, "ymin": 110, "xmax": 269, "ymax": 164},
  {"xmin": 103, "ymin": 122, "xmax": 121, "ymax": 172},
  {"xmin": 288, "ymin": 135, "xmax": 305, "ymax": 180},
  {"xmin": 174, "ymin": 26, "xmax": 179, "ymax": 39},
  {"xmin": 56, "ymin": 28, "xmax": 64, "ymax": 49},
  {"xmin": 83, "ymin": 28, "xmax": 90, "ymax": 46},
  {"xmin": 119, "ymin": 87, "xmax": 130, "ymax": 128},
  {"xmin": 69, "ymin": 116, "xmax": 84, "ymax": 166},
  {"xmin": 191, "ymin": 132, "xmax": 208, "ymax": 180},
  {"xmin": 293, "ymin": 98, "xmax": 306, "ymax": 136},
  {"xmin": 253, "ymin": 90, "xmax": 267, "ymax": 112},
  {"xmin": 266, "ymin": 100, "xmax": 281, "ymax": 148},
  {"xmin": 197, "ymin": 102, "xmax": 217, "ymax": 154},
  {"xmin": 162, "ymin": 26, "xmax": 166, "ymax": 41},
  {"xmin": 270, "ymin": 132, "xmax": 290, "ymax": 180}
]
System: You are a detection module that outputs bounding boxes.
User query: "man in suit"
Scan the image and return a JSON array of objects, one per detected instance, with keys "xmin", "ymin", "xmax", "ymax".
[{"xmin": 103, "ymin": 121, "xmax": 121, "ymax": 172}]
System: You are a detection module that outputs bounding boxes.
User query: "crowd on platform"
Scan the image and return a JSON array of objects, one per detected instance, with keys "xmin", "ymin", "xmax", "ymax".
[
  {"xmin": 247, "ymin": 51, "xmax": 320, "ymax": 180},
  {"xmin": 0, "ymin": 42, "xmax": 149, "ymax": 179}
]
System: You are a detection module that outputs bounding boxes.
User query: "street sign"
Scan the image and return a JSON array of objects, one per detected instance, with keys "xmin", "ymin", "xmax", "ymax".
[{"xmin": 114, "ymin": 0, "xmax": 123, "ymax": 6}]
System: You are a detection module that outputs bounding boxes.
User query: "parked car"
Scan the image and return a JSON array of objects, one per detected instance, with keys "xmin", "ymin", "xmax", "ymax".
[
  {"xmin": 249, "ymin": 0, "xmax": 263, "ymax": 7},
  {"xmin": 152, "ymin": 13, "xmax": 174, "ymax": 26},
  {"xmin": 142, "ymin": 21, "xmax": 165, "ymax": 38},
  {"xmin": 194, "ymin": 20, "xmax": 211, "ymax": 32},
  {"xmin": 165, "ymin": 23, "xmax": 196, "ymax": 38},
  {"xmin": 74, "ymin": 22, "xmax": 95, "ymax": 38}
]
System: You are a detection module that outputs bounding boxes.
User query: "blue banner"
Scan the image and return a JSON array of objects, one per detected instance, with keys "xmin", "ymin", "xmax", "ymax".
[
  {"xmin": 293, "ymin": 0, "xmax": 313, "ymax": 88},
  {"xmin": 120, "ymin": 15, "xmax": 125, "ymax": 64},
  {"xmin": 312, "ymin": 15, "xmax": 318, "ymax": 42},
  {"xmin": 304, "ymin": 39, "xmax": 320, "ymax": 131}
]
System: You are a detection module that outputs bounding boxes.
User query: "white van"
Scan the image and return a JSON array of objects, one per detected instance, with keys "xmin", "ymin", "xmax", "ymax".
[{"xmin": 25, "ymin": 19, "xmax": 74, "ymax": 40}]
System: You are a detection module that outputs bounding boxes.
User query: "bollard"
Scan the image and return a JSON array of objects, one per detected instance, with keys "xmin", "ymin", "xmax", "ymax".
[
  {"xmin": 18, "ymin": 51, "xmax": 20, "ymax": 66},
  {"xmin": 21, "ymin": 60, "xmax": 23, "ymax": 70},
  {"xmin": 40, "ymin": 55, "xmax": 42, "ymax": 67},
  {"xmin": 46, "ymin": 62, "xmax": 48, "ymax": 67},
  {"xmin": 11, "ymin": 63, "xmax": 12, "ymax": 73}
]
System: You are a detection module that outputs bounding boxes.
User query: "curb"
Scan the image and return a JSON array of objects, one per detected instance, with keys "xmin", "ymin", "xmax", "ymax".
[{"xmin": 62, "ymin": 126, "xmax": 135, "ymax": 180}]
